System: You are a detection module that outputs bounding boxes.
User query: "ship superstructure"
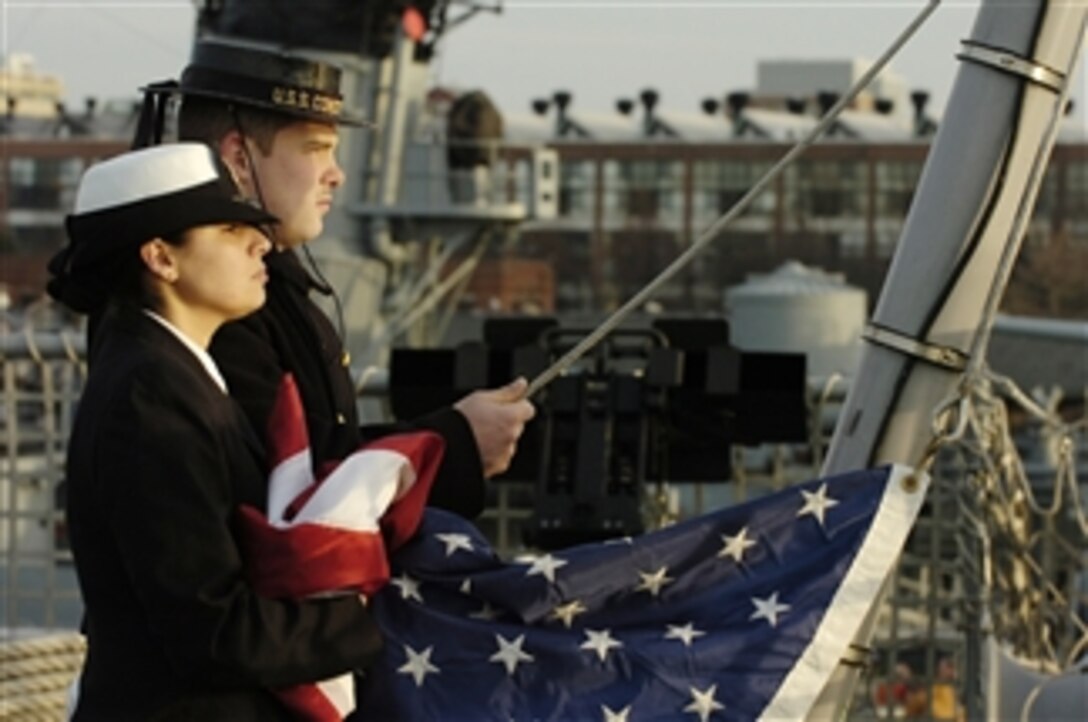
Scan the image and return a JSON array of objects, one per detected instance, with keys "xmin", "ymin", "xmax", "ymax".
[{"xmin": 0, "ymin": 1, "xmax": 1085, "ymax": 720}]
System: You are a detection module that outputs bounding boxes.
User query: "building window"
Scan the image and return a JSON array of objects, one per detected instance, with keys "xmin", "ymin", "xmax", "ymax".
[
  {"xmin": 797, "ymin": 160, "xmax": 864, "ymax": 218},
  {"xmin": 692, "ymin": 160, "xmax": 774, "ymax": 230},
  {"xmin": 7, "ymin": 156, "xmax": 84, "ymax": 211},
  {"xmin": 603, "ymin": 160, "xmax": 683, "ymax": 228},
  {"xmin": 626, "ymin": 188, "xmax": 659, "ymax": 220},
  {"xmin": 1065, "ymin": 159, "xmax": 1088, "ymax": 223},
  {"xmin": 809, "ymin": 188, "xmax": 846, "ymax": 217},
  {"xmin": 558, "ymin": 160, "xmax": 594, "ymax": 219},
  {"xmin": 9, "ymin": 157, "xmax": 35, "ymax": 186},
  {"xmin": 875, "ymin": 161, "xmax": 922, "ymax": 218}
]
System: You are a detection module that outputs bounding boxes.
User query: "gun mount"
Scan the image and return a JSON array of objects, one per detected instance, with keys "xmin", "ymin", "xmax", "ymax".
[{"xmin": 389, "ymin": 316, "xmax": 807, "ymax": 548}]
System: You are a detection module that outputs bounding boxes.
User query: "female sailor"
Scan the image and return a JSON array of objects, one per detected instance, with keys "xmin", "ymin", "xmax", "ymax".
[{"xmin": 47, "ymin": 143, "xmax": 382, "ymax": 721}]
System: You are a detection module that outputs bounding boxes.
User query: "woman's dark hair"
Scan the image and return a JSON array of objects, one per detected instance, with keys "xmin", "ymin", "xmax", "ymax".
[{"xmin": 56, "ymin": 231, "xmax": 187, "ymax": 317}]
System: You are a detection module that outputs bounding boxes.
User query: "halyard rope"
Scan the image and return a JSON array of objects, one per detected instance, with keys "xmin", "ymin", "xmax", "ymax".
[{"xmin": 525, "ymin": 0, "xmax": 942, "ymax": 398}]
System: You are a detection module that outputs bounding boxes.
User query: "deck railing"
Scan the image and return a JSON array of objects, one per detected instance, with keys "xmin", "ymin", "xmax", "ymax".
[{"xmin": 1, "ymin": 327, "xmax": 86, "ymax": 632}]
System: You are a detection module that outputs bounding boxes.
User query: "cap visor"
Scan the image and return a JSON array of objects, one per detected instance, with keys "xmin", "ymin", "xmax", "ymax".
[{"xmin": 195, "ymin": 196, "xmax": 279, "ymax": 228}]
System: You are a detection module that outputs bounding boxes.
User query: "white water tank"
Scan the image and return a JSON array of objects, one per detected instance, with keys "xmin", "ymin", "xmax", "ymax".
[{"xmin": 725, "ymin": 261, "xmax": 867, "ymax": 380}]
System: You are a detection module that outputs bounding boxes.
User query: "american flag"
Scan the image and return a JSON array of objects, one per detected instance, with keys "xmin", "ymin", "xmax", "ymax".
[
  {"xmin": 238, "ymin": 374, "xmax": 442, "ymax": 721},
  {"xmin": 356, "ymin": 464, "xmax": 927, "ymax": 722}
]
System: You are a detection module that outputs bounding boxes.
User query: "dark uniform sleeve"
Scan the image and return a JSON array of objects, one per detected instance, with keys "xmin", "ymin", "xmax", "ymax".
[
  {"xmin": 95, "ymin": 373, "xmax": 382, "ymax": 690},
  {"xmin": 405, "ymin": 408, "xmax": 486, "ymax": 518}
]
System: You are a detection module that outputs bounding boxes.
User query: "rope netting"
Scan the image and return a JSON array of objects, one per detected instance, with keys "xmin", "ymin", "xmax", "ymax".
[{"xmin": 928, "ymin": 365, "xmax": 1087, "ymax": 670}]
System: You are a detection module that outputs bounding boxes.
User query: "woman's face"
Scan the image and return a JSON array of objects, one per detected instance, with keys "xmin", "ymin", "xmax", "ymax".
[{"xmin": 164, "ymin": 223, "xmax": 271, "ymax": 323}]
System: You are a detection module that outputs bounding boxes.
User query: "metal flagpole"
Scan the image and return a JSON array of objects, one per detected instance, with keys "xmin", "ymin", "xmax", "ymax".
[{"xmin": 812, "ymin": 1, "xmax": 1087, "ymax": 718}]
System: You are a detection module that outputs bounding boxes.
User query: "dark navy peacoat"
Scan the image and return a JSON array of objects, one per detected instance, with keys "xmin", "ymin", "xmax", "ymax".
[{"xmin": 66, "ymin": 307, "xmax": 382, "ymax": 722}]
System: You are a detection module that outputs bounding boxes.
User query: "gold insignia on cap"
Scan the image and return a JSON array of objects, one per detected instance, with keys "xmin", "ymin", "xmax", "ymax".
[
  {"xmin": 311, "ymin": 94, "xmax": 343, "ymax": 116},
  {"xmin": 271, "ymin": 85, "xmax": 343, "ymax": 117}
]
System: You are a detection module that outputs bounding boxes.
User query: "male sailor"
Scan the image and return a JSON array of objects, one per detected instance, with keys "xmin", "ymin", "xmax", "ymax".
[{"xmin": 148, "ymin": 39, "xmax": 535, "ymax": 519}]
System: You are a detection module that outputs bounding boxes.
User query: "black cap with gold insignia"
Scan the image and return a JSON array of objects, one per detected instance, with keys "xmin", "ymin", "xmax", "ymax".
[{"xmin": 177, "ymin": 39, "xmax": 369, "ymax": 127}]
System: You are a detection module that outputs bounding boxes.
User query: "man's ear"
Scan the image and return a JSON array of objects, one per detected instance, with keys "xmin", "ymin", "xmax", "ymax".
[
  {"xmin": 139, "ymin": 239, "xmax": 179, "ymax": 283},
  {"xmin": 218, "ymin": 130, "xmax": 253, "ymax": 191}
]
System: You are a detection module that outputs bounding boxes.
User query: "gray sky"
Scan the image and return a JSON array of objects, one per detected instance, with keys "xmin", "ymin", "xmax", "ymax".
[{"xmin": 4, "ymin": 1, "xmax": 1086, "ymax": 124}]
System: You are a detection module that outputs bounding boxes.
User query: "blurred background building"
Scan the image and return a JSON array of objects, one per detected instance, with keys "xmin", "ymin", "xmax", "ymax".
[{"xmin": 3, "ymin": 56, "xmax": 1084, "ymax": 321}]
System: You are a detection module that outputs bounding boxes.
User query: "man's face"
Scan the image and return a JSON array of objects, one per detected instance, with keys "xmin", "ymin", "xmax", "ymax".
[{"xmin": 245, "ymin": 121, "xmax": 344, "ymax": 249}]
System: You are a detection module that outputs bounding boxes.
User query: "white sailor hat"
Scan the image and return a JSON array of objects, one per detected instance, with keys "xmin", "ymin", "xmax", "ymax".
[{"xmin": 48, "ymin": 143, "xmax": 276, "ymax": 311}]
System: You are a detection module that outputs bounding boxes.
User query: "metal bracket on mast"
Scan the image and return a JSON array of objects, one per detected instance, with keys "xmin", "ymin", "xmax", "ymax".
[
  {"xmin": 862, "ymin": 324, "xmax": 969, "ymax": 372},
  {"xmin": 957, "ymin": 42, "xmax": 1067, "ymax": 93},
  {"xmin": 839, "ymin": 643, "xmax": 872, "ymax": 669}
]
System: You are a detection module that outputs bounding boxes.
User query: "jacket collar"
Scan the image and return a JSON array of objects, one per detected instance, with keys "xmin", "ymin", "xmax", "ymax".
[
  {"xmin": 91, "ymin": 306, "xmax": 268, "ymax": 463},
  {"xmin": 266, "ymin": 248, "xmax": 332, "ymax": 296}
]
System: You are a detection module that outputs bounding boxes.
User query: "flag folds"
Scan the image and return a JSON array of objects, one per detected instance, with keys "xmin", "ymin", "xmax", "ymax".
[
  {"xmin": 357, "ymin": 465, "xmax": 928, "ymax": 722},
  {"xmin": 237, "ymin": 374, "xmax": 444, "ymax": 721}
]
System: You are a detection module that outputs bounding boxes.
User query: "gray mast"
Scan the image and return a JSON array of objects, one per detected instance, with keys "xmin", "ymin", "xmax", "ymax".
[{"xmin": 812, "ymin": 1, "xmax": 1086, "ymax": 718}]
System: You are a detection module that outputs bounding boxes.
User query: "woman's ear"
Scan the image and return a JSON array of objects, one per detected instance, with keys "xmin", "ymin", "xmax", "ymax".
[{"xmin": 139, "ymin": 239, "xmax": 179, "ymax": 283}]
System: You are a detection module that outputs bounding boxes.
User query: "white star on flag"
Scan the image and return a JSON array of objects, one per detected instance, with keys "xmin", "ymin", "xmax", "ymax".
[
  {"xmin": 489, "ymin": 633, "xmax": 534, "ymax": 675},
  {"xmin": 525, "ymin": 553, "xmax": 568, "ymax": 583},
  {"xmin": 580, "ymin": 629, "xmax": 623, "ymax": 662},
  {"xmin": 684, "ymin": 684, "xmax": 725, "ymax": 721},
  {"xmin": 435, "ymin": 532, "xmax": 473, "ymax": 556},
  {"xmin": 397, "ymin": 644, "xmax": 439, "ymax": 687},
  {"xmin": 750, "ymin": 591, "xmax": 791, "ymax": 628},
  {"xmin": 550, "ymin": 599, "xmax": 588, "ymax": 628},
  {"xmin": 635, "ymin": 566, "xmax": 674, "ymax": 597},
  {"xmin": 459, "ymin": 578, "xmax": 472, "ymax": 594},
  {"xmin": 601, "ymin": 703, "xmax": 632, "ymax": 722},
  {"xmin": 797, "ymin": 483, "xmax": 839, "ymax": 526},
  {"xmin": 391, "ymin": 573, "xmax": 423, "ymax": 603},
  {"xmin": 665, "ymin": 622, "xmax": 706, "ymax": 647},
  {"xmin": 718, "ymin": 526, "xmax": 757, "ymax": 563}
]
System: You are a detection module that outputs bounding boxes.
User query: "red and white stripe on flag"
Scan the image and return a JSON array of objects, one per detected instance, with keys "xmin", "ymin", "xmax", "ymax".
[{"xmin": 237, "ymin": 374, "xmax": 444, "ymax": 721}]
